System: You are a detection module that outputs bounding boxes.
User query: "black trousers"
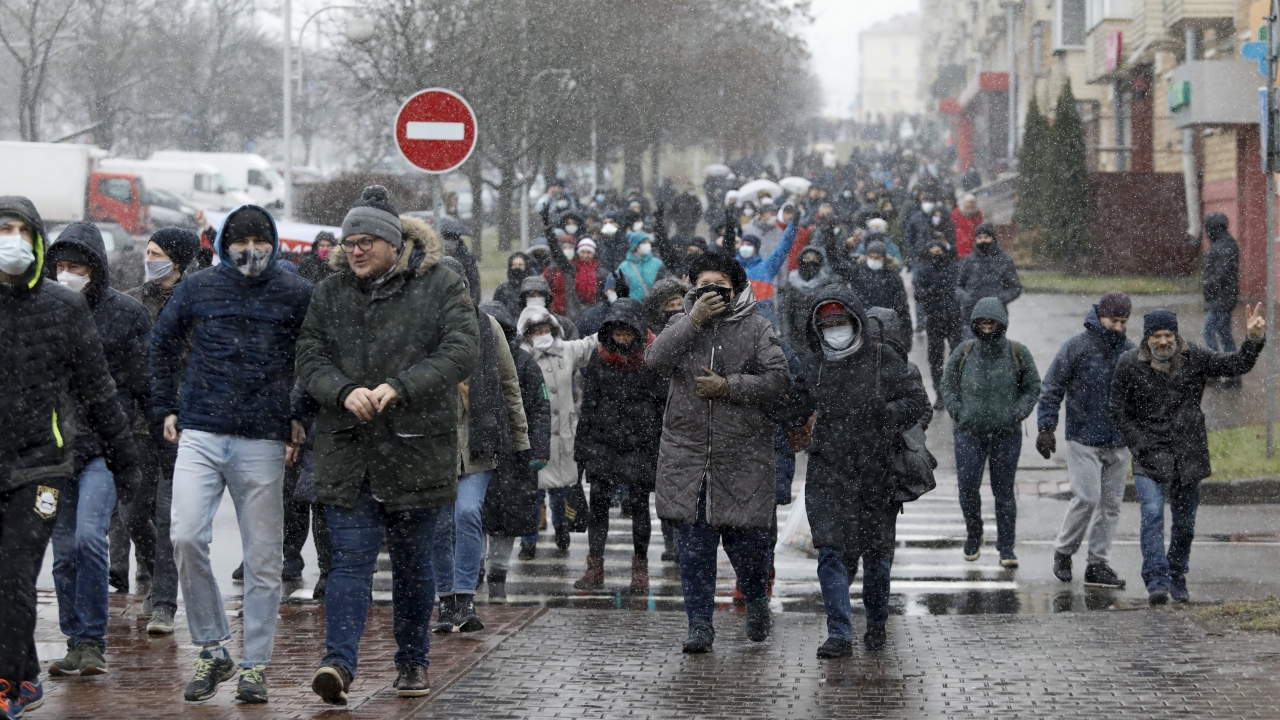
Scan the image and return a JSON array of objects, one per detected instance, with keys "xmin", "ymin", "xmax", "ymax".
[
  {"xmin": 926, "ymin": 316, "xmax": 962, "ymax": 395},
  {"xmin": 109, "ymin": 440, "xmax": 159, "ymax": 585},
  {"xmin": 283, "ymin": 463, "xmax": 332, "ymax": 575},
  {"xmin": 0, "ymin": 479, "xmax": 64, "ymax": 694},
  {"xmin": 587, "ymin": 476, "xmax": 650, "ymax": 558}
]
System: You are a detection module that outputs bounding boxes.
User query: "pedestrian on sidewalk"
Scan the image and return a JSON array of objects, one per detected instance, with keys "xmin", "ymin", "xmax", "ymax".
[
  {"xmin": 432, "ymin": 255, "xmax": 529, "ymax": 635},
  {"xmin": 825, "ymin": 234, "xmax": 912, "ymax": 349},
  {"xmin": 646, "ymin": 252, "xmax": 790, "ymax": 654},
  {"xmin": 914, "ymin": 237, "xmax": 961, "ymax": 408},
  {"xmin": 152, "ymin": 204, "xmax": 314, "ymax": 704},
  {"xmin": 0, "ymin": 198, "xmax": 140, "ymax": 719},
  {"xmin": 782, "ymin": 246, "xmax": 837, "ymax": 365},
  {"xmin": 950, "ymin": 193, "xmax": 984, "ymax": 258},
  {"xmin": 941, "ymin": 297, "xmax": 1041, "ymax": 568},
  {"xmin": 44, "ymin": 223, "xmax": 152, "ymax": 679},
  {"xmin": 1201, "ymin": 212, "xmax": 1242, "ymax": 388},
  {"xmin": 296, "ymin": 191, "xmax": 479, "ymax": 704},
  {"xmin": 573, "ymin": 298, "xmax": 667, "ymax": 594},
  {"xmin": 1037, "ymin": 292, "xmax": 1135, "ymax": 589},
  {"xmin": 784, "ymin": 295, "xmax": 928, "ymax": 657},
  {"xmin": 641, "ymin": 277, "xmax": 691, "ymax": 562},
  {"xmin": 1109, "ymin": 306, "xmax": 1266, "ymax": 605},
  {"xmin": 955, "ymin": 224, "xmax": 1021, "ymax": 338}
]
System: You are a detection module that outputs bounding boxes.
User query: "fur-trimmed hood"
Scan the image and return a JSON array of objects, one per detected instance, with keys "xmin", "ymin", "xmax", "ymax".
[{"xmin": 328, "ymin": 213, "xmax": 443, "ymax": 279}]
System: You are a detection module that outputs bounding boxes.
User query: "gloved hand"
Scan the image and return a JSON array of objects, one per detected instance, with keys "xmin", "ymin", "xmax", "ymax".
[
  {"xmin": 695, "ymin": 366, "xmax": 729, "ymax": 399},
  {"xmin": 530, "ymin": 458, "xmax": 548, "ymax": 471},
  {"xmin": 688, "ymin": 288, "xmax": 727, "ymax": 328},
  {"xmin": 612, "ymin": 269, "xmax": 630, "ymax": 299},
  {"xmin": 113, "ymin": 464, "xmax": 141, "ymax": 506},
  {"xmin": 1036, "ymin": 430, "xmax": 1056, "ymax": 459}
]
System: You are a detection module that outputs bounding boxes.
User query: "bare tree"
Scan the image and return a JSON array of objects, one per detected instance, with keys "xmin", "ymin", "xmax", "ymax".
[{"xmin": 0, "ymin": 0, "xmax": 80, "ymax": 141}]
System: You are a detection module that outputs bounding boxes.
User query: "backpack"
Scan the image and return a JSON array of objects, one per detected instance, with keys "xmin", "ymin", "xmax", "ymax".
[
  {"xmin": 951, "ymin": 338, "xmax": 1028, "ymax": 382},
  {"xmin": 868, "ymin": 317, "xmax": 937, "ymax": 503}
]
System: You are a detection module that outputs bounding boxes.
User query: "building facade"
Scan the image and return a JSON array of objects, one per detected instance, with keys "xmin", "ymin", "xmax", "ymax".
[{"xmin": 859, "ymin": 14, "xmax": 925, "ymax": 121}]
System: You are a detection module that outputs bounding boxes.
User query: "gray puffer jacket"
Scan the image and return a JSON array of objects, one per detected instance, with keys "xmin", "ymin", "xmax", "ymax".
[{"xmin": 645, "ymin": 285, "xmax": 790, "ymax": 528}]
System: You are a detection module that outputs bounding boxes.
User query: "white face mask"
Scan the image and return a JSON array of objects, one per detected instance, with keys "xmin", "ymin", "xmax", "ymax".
[
  {"xmin": 563, "ymin": 248, "xmax": 575, "ymax": 260},
  {"xmin": 931, "ymin": 216, "xmax": 942, "ymax": 226},
  {"xmin": 531, "ymin": 333, "xmax": 554, "ymax": 349},
  {"xmin": 145, "ymin": 259, "xmax": 174, "ymax": 283},
  {"xmin": 564, "ymin": 224, "xmax": 578, "ymax": 235},
  {"xmin": 0, "ymin": 234, "xmax": 34, "ymax": 276},
  {"xmin": 738, "ymin": 245, "xmax": 756, "ymax": 259},
  {"xmin": 556, "ymin": 199, "xmax": 569, "ymax": 209},
  {"xmin": 526, "ymin": 296, "xmax": 547, "ymax": 309},
  {"xmin": 601, "ymin": 223, "xmax": 618, "ymax": 237},
  {"xmin": 822, "ymin": 325, "xmax": 855, "ymax": 349},
  {"xmin": 58, "ymin": 270, "xmax": 91, "ymax": 293},
  {"xmin": 631, "ymin": 221, "xmax": 644, "ymax": 232},
  {"xmin": 866, "ymin": 259, "xmax": 884, "ymax": 271},
  {"xmin": 636, "ymin": 242, "xmax": 652, "ymax": 257},
  {"xmin": 921, "ymin": 202, "xmax": 935, "ymax": 213},
  {"xmin": 606, "ymin": 289, "xmax": 618, "ymax": 303},
  {"xmin": 743, "ymin": 208, "xmax": 755, "ymax": 217}
]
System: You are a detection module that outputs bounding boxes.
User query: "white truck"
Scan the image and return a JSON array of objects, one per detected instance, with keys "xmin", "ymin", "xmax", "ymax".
[
  {"xmin": 0, "ymin": 141, "xmax": 151, "ymax": 234},
  {"xmin": 149, "ymin": 151, "xmax": 286, "ymax": 209},
  {"xmin": 98, "ymin": 158, "xmax": 250, "ymax": 212}
]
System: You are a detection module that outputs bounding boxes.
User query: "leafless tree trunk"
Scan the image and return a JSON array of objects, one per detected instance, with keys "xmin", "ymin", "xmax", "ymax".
[{"xmin": 0, "ymin": 0, "xmax": 79, "ymax": 141}]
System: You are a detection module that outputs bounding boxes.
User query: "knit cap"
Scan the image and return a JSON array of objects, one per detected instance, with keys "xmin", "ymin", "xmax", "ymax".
[
  {"xmin": 341, "ymin": 186, "xmax": 402, "ymax": 249},
  {"xmin": 149, "ymin": 227, "xmax": 199, "ymax": 270},
  {"xmin": 576, "ymin": 237, "xmax": 597, "ymax": 254},
  {"xmin": 814, "ymin": 301, "xmax": 851, "ymax": 328},
  {"xmin": 1096, "ymin": 291, "xmax": 1132, "ymax": 319},
  {"xmin": 1143, "ymin": 309, "xmax": 1178, "ymax": 338}
]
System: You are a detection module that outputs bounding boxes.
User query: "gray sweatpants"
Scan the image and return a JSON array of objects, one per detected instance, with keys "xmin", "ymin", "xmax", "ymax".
[{"xmin": 1053, "ymin": 441, "xmax": 1130, "ymax": 566}]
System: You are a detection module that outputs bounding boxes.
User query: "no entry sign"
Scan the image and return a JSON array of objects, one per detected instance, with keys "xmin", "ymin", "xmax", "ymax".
[{"xmin": 394, "ymin": 88, "xmax": 477, "ymax": 174}]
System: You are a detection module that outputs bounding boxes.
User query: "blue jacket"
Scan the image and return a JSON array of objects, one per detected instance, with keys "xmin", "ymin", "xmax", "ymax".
[
  {"xmin": 1036, "ymin": 306, "xmax": 1134, "ymax": 447},
  {"xmin": 151, "ymin": 206, "xmax": 314, "ymax": 442},
  {"xmin": 737, "ymin": 222, "xmax": 797, "ymax": 302}
]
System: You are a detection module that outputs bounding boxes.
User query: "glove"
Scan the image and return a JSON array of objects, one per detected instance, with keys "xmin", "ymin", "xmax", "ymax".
[
  {"xmin": 113, "ymin": 465, "xmax": 141, "ymax": 506},
  {"xmin": 612, "ymin": 269, "xmax": 630, "ymax": 299},
  {"xmin": 688, "ymin": 289, "xmax": 727, "ymax": 328},
  {"xmin": 530, "ymin": 458, "xmax": 548, "ymax": 471},
  {"xmin": 695, "ymin": 366, "xmax": 729, "ymax": 399},
  {"xmin": 1036, "ymin": 431, "xmax": 1056, "ymax": 459}
]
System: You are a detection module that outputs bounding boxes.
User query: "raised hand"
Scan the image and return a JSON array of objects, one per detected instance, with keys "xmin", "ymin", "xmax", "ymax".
[{"xmin": 1246, "ymin": 302, "xmax": 1266, "ymax": 339}]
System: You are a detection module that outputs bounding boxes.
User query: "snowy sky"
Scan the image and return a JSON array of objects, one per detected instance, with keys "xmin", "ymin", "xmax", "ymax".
[{"xmin": 801, "ymin": 0, "xmax": 922, "ymax": 118}]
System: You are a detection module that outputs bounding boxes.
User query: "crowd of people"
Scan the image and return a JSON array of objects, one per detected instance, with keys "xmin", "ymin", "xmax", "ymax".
[{"xmin": 0, "ymin": 138, "xmax": 1267, "ymax": 713}]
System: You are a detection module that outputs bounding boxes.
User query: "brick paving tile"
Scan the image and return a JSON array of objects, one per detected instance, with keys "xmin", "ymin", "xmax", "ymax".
[{"xmin": 32, "ymin": 591, "xmax": 542, "ymax": 719}]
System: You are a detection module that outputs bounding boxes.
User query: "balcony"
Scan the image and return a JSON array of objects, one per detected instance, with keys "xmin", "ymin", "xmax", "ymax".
[
  {"xmin": 1163, "ymin": 0, "xmax": 1234, "ymax": 34},
  {"xmin": 1125, "ymin": 0, "xmax": 1174, "ymax": 63},
  {"xmin": 1085, "ymin": 19, "xmax": 1131, "ymax": 82}
]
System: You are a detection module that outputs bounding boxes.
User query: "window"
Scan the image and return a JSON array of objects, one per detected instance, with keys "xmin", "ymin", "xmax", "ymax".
[
  {"xmin": 195, "ymin": 174, "xmax": 228, "ymax": 194},
  {"xmin": 98, "ymin": 178, "xmax": 133, "ymax": 204},
  {"xmin": 248, "ymin": 169, "xmax": 273, "ymax": 190},
  {"xmin": 1055, "ymin": 0, "xmax": 1086, "ymax": 48}
]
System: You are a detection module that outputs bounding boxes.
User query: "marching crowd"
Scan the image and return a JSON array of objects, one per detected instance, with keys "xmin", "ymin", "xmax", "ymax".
[{"xmin": 0, "ymin": 144, "xmax": 1267, "ymax": 714}]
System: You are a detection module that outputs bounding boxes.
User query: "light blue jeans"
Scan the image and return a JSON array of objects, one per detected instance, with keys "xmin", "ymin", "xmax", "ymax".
[
  {"xmin": 170, "ymin": 429, "xmax": 285, "ymax": 667},
  {"xmin": 431, "ymin": 470, "xmax": 492, "ymax": 595},
  {"xmin": 51, "ymin": 457, "xmax": 115, "ymax": 649}
]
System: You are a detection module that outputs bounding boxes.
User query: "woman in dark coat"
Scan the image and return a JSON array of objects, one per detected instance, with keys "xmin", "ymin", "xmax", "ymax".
[
  {"xmin": 784, "ymin": 285, "xmax": 928, "ymax": 656},
  {"xmin": 572, "ymin": 299, "xmax": 667, "ymax": 594},
  {"xmin": 913, "ymin": 238, "xmax": 962, "ymax": 405},
  {"xmin": 296, "ymin": 231, "xmax": 337, "ymax": 284}
]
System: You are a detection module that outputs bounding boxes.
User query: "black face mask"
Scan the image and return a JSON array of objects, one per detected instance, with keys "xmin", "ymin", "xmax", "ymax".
[
  {"xmin": 973, "ymin": 323, "xmax": 1006, "ymax": 342},
  {"xmin": 798, "ymin": 263, "xmax": 822, "ymax": 281},
  {"xmin": 508, "ymin": 267, "xmax": 529, "ymax": 285},
  {"xmin": 694, "ymin": 284, "xmax": 732, "ymax": 305},
  {"xmin": 975, "ymin": 241, "xmax": 996, "ymax": 255},
  {"xmin": 663, "ymin": 309, "xmax": 682, "ymax": 326}
]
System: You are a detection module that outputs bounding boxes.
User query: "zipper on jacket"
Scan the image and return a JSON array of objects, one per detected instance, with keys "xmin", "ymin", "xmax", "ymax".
[{"xmin": 51, "ymin": 409, "xmax": 63, "ymax": 449}]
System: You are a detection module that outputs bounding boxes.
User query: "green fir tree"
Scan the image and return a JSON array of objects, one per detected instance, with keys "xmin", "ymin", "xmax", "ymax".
[
  {"xmin": 1014, "ymin": 96, "xmax": 1051, "ymax": 232},
  {"xmin": 1045, "ymin": 80, "xmax": 1093, "ymax": 262}
]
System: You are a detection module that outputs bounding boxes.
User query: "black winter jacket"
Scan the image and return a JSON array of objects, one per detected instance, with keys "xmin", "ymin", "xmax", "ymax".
[
  {"xmin": 1110, "ymin": 335, "xmax": 1263, "ymax": 484},
  {"xmin": 913, "ymin": 243, "xmax": 961, "ymax": 334},
  {"xmin": 1202, "ymin": 231, "xmax": 1240, "ymax": 313},
  {"xmin": 955, "ymin": 241, "xmax": 1022, "ymax": 323}
]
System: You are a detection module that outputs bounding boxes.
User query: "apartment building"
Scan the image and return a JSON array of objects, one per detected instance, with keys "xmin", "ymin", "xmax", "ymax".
[{"xmin": 859, "ymin": 14, "xmax": 925, "ymax": 120}]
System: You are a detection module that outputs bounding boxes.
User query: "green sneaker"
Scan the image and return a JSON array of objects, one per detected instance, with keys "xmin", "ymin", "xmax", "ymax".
[
  {"xmin": 77, "ymin": 641, "xmax": 108, "ymax": 676},
  {"xmin": 235, "ymin": 665, "xmax": 268, "ymax": 704},
  {"xmin": 47, "ymin": 640, "xmax": 82, "ymax": 677},
  {"xmin": 184, "ymin": 649, "xmax": 237, "ymax": 702}
]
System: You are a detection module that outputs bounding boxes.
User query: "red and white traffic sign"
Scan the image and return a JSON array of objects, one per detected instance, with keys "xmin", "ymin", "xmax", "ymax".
[{"xmin": 394, "ymin": 88, "xmax": 478, "ymax": 174}]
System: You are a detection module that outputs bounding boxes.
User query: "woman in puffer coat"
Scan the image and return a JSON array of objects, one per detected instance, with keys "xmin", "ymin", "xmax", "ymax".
[
  {"xmin": 515, "ymin": 305, "xmax": 598, "ymax": 557},
  {"xmin": 572, "ymin": 299, "xmax": 667, "ymax": 593}
]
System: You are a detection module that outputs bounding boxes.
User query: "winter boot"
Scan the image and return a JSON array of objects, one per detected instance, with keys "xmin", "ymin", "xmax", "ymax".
[
  {"xmin": 682, "ymin": 617, "xmax": 715, "ymax": 654},
  {"xmin": 629, "ymin": 555, "xmax": 649, "ymax": 595},
  {"xmin": 864, "ymin": 624, "xmax": 887, "ymax": 651},
  {"xmin": 488, "ymin": 569, "xmax": 507, "ymax": 602},
  {"xmin": 1053, "ymin": 552, "xmax": 1072, "ymax": 582},
  {"xmin": 554, "ymin": 526, "xmax": 571, "ymax": 552},
  {"xmin": 574, "ymin": 555, "xmax": 605, "ymax": 591},
  {"xmin": 518, "ymin": 540, "xmax": 537, "ymax": 560},
  {"xmin": 744, "ymin": 599, "xmax": 772, "ymax": 642},
  {"xmin": 455, "ymin": 595, "xmax": 484, "ymax": 632},
  {"xmin": 431, "ymin": 595, "xmax": 456, "ymax": 634}
]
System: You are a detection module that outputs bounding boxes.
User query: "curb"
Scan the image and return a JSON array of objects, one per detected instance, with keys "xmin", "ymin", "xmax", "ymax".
[{"xmin": 1120, "ymin": 477, "xmax": 1280, "ymax": 505}]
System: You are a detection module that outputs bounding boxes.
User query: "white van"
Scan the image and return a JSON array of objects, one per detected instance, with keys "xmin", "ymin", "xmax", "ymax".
[
  {"xmin": 98, "ymin": 158, "xmax": 251, "ymax": 211},
  {"xmin": 150, "ymin": 151, "xmax": 285, "ymax": 209}
]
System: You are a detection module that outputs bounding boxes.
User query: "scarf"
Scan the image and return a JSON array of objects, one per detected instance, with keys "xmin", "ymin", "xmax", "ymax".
[
  {"xmin": 599, "ymin": 330, "xmax": 655, "ymax": 371},
  {"xmin": 574, "ymin": 257, "xmax": 600, "ymax": 304},
  {"xmin": 545, "ymin": 266, "xmax": 569, "ymax": 316}
]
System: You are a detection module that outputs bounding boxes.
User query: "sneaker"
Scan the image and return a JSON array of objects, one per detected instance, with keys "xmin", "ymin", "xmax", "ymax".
[
  {"xmin": 999, "ymin": 550, "xmax": 1019, "ymax": 569},
  {"xmin": 431, "ymin": 595, "xmax": 456, "ymax": 634},
  {"xmin": 1052, "ymin": 552, "xmax": 1072, "ymax": 582},
  {"xmin": 147, "ymin": 607, "xmax": 176, "ymax": 635},
  {"xmin": 282, "ymin": 556, "xmax": 304, "ymax": 581},
  {"xmin": 682, "ymin": 617, "xmax": 715, "ymax": 654},
  {"xmin": 744, "ymin": 599, "xmax": 771, "ymax": 642},
  {"xmin": 393, "ymin": 663, "xmax": 430, "ymax": 698},
  {"xmin": 864, "ymin": 624, "xmax": 887, "ymax": 651},
  {"xmin": 554, "ymin": 527, "xmax": 571, "ymax": 552},
  {"xmin": 47, "ymin": 640, "xmax": 82, "ymax": 677},
  {"xmin": 0, "ymin": 680, "xmax": 16, "ymax": 720},
  {"xmin": 109, "ymin": 570, "xmax": 129, "ymax": 594},
  {"xmin": 18, "ymin": 680, "xmax": 43, "ymax": 714},
  {"xmin": 313, "ymin": 573, "xmax": 328, "ymax": 602},
  {"xmin": 1148, "ymin": 589, "xmax": 1170, "ymax": 606},
  {"xmin": 963, "ymin": 536, "xmax": 981, "ymax": 562},
  {"xmin": 235, "ymin": 665, "xmax": 268, "ymax": 704},
  {"xmin": 1170, "ymin": 577, "xmax": 1190, "ymax": 603},
  {"xmin": 232, "ymin": 563, "xmax": 244, "ymax": 582},
  {"xmin": 1084, "ymin": 563, "xmax": 1126, "ymax": 589},
  {"xmin": 311, "ymin": 664, "xmax": 352, "ymax": 706},
  {"xmin": 76, "ymin": 641, "xmax": 108, "ymax": 676},
  {"xmin": 183, "ymin": 649, "xmax": 237, "ymax": 702},
  {"xmin": 816, "ymin": 637, "xmax": 853, "ymax": 659},
  {"xmin": 517, "ymin": 541, "xmax": 537, "ymax": 561},
  {"xmin": 455, "ymin": 595, "xmax": 484, "ymax": 632},
  {"xmin": 661, "ymin": 548, "xmax": 678, "ymax": 563}
]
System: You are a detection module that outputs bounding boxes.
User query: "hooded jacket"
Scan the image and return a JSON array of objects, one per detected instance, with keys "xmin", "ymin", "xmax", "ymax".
[
  {"xmin": 737, "ymin": 222, "xmax": 798, "ymax": 303},
  {"xmin": 641, "ymin": 277, "xmax": 690, "ymax": 335},
  {"xmin": 1202, "ymin": 216, "xmax": 1240, "ymax": 312},
  {"xmin": 46, "ymin": 223, "xmax": 153, "ymax": 467},
  {"xmin": 941, "ymin": 297, "xmax": 1041, "ymax": 436},
  {"xmin": 913, "ymin": 240, "xmax": 961, "ymax": 331},
  {"xmin": 296, "ymin": 213, "xmax": 479, "ymax": 511},
  {"xmin": 955, "ymin": 238, "xmax": 1022, "ymax": 324},
  {"xmin": 0, "ymin": 196, "xmax": 138, "ymax": 493},
  {"xmin": 645, "ymin": 284, "xmax": 789, "ymax": 528},
  {"xmin": 518, "ymin": 273, "xmax": 578, "ymax": 340},
  {"xmin": 517, "ymin": 305, "xmax": 599, "ymax": 489},
  {"xmin": 782, "ymin": 246, "xmax": 837, "ymax": 359},
  {"xmin": 617, "ymin": 231, "xmax": 670, "ymax": 301},
  {"xmin": 1037, "ymin": 307, "xmax": 1135, "ymax": 447}
]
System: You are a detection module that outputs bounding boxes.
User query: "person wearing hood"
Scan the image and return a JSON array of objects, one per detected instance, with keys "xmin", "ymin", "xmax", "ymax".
[
  {"xmin": 430, "ymin": 256, "xmax": 529, "ymax": 638},
  {"xmin": 1037, "ymin": 293, "xmax": 1135, "ymax": 590},
  {"xmin": 0, "ymin": 197, "xmax": 141, "ymax": 717},
  {"xmin": 517, "ymin": 273, "xmax": 578, "ymax": 340},
  {"xmin": 914, "ymin": 238, "xmax": 961, "ymax": 407},
  {"xmin": 854, "ymin": 219, "xmax": 903, "ymax": 265},
  {"xmin": 1110, "ymin": 306, "xmax": 1266, "ymax": 605},
  {"xmin": 941, "ymin": 298, "xmax": 1041, "ymax": 568},
  {"xmin": 297, "ymin": 231, "xmax": 337, "ymax": 284},
  {"xmin": 37, "ymin": 223, "xmax": 151, "ymax": 680},
  {"xmin": 783, "ymin": 292, "xmax": 928, "ymax": 656},
  {"xmin": 646, "ymin": 251, "xmax": 790, "ymax": 654},
  {"xmin": 152, "ymin": 203, "xmax": 314, "ymax": 704},
  {"xmin": 1201, "ymin": 212, "xmax": 1242, "ymax": 387},
  {"xmin": 494, "ymin": 252, "xmax": 531, "ymax": 319},
  {"xmin": 596, "ymin": 215, "xmax": 628, "ymax": 272},
  {"xmin": 955, "ymin": 223, "xmax": 1021, "ymax": 336},
  {"xmin": 671, "ymin": 184, "xmax": 703, "ymax": 236},
  {"xmin": 477, "ymin": 301, "xmax": 550, "ymax": 603},
  {"xmin": 782, "ymin": 246, "xmax": 836, "ymax": 361},
  {"xmin": 903, "ymin": 198, "xmax": 933, "ymax": 260},
  {"xmin": 572, "ymin": 299, "xmax": 667, "ymax": 593},
  {"xmin": 515, "ymin": 305, "xmax": 598, "ymax": 559},
  {"xmin": 826, "ymin": 235, "xmax": 912, "ymax": 351},
  {"xmin": 576, "ymin": 269, "xmax": 631, "ymax": 338},
  {"xmin": 617, "ymin": 229, "xmax": 670, "ymax": 302},
  {"xmin": 950, "ymin": 193, "xmax": 984, "ymax": 257},
  {"xmin": 296, "ymin": 189, "xmax": 479, "ymax": 704}
]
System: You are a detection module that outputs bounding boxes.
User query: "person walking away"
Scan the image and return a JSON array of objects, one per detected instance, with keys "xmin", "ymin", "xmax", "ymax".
[
  {"xmin": 950, "ymin": 193, "xmax": 984, "ymax": 257},
  {"xmin": 573, "ymin": 299, "xmax": 667, "ymax": 593},
  {"xmin": 784, "ymin": 294, "xmax": 928, "ymax": 656},
  {"xmin": 0, "ymin": 197, "xmax": 140, "ymax": 719},
  {"xmin": 1201, "ymin": 212, "xmax": 1242, "ymax": 387},
  {"xmin": 151, "ymin": 204, "xmax": 313, "ymax": 704},
  {"xmin": 297, "ymin": 231, "xmax": 337, "ymax": 284},
  {"xmin": 941, "ymin": 297, "xmax": 1041, "ymax": 568},
  {"xmin": 43, "ymin": 224, "xmax": 152, "ymax": 679},
  {"xmin": 646, "ymin": 252, "xmax": 790, "ymax": 653},
  {"xmin": 431, "ymin": 256, "xmax": 529, "ymax": 635},
  {"xmin": 914, "ymin": 238, "xmax": 961, "ymax": 408},
  {"xmin": 1037, "ymin": 292, "xmax": 1134, "ymax": 589},
  {"xmin": 955, "ymin": 223, "xmax": 1021, "ymax": 337},
  {"xmin": 1110, "ymin": 307, "xmax": 1266, "ymax": 605},
  {"xmin": 782, "ymin": 246, "xmax": 837, "ymax": 363}
]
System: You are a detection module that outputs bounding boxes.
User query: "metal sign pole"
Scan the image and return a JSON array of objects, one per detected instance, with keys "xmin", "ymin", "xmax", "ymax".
[{"xmin": 1268, "ymin": 0, "xmax": 1278, "ymax": 457}]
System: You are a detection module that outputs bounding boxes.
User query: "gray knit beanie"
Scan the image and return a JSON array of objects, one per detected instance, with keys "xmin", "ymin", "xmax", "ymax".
[{"xmin": 342, "ymin": 185, "xmax": 403, "ymax": 249}]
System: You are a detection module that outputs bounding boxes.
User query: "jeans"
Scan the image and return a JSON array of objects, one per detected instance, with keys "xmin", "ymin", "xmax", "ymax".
[
  {"xmin": 521, "ymin": 487, "xmax": 572, "ymax": 543},
  {"xmin": 1053, "ymin": 442, "xmax": 1130, "ymax": 565},
  {"xmin": 954, "ymin": 428, "xmax": 1021, "ymax": 554},
  {"xmin": 170, "ymin": 429, "xmax": 285, "ymax": 667},
  {"xmin": 430, "ymin": 470, "xmax": 492, "ymax": 596},
  {"xmin": 323, "ymin": 483, "xmax": 439, "ymax": 676},
  {"xmin": 678, "ymin": 483, "xmax": 774, "ymax": 624},
  {"xmin": 1, "ymin": 480, "xmax": 64, "ymax": 696},
  {"xmin": 1134, "ymin": 475, "xmax": 1201, "ymax": 593},
  {"xmin": 51, "ymin": 457, "xmax": 115, "ymax": 649},
  {"xmin": 587, "ymin": 477, "xmax": 649, "ymax": 557},
  {"xmin": 1203, "ymin": 308, "xmax": 1237, "ymax": 354},
  {"xmin": 817, "ymin": 548, "xmax": 894, "ymax": 639}
]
